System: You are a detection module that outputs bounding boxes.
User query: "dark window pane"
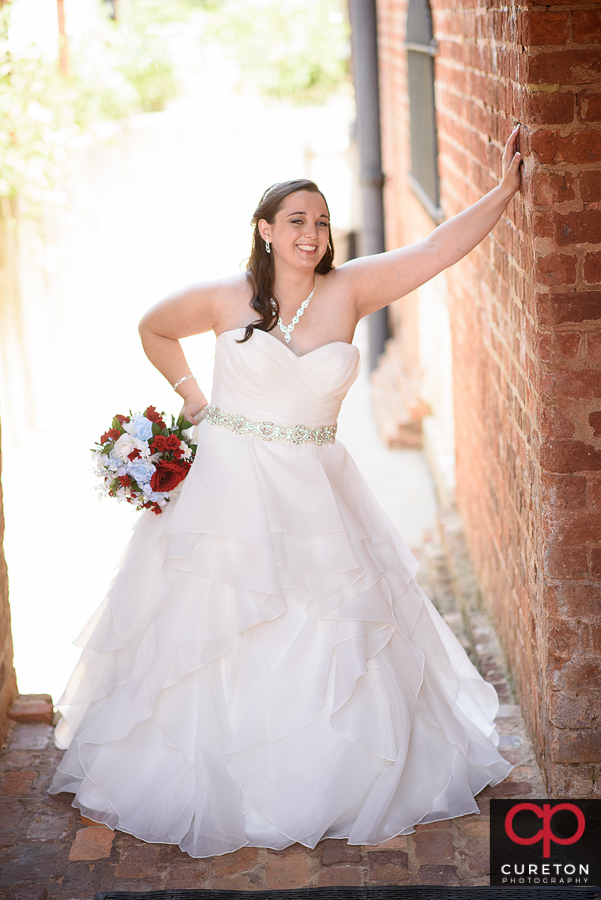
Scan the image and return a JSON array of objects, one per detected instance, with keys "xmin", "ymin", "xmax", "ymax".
[
  {"xmin": 407, "ymin": 0, "xmax": 433, "ymax": 44},
  {"xmin": 407, "ymin": 0, "xmax": 440, "ymax": 214}
]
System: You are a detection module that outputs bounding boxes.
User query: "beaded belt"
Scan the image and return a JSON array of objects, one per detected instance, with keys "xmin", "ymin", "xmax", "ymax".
[{"xmin": 200, "ymin": 405, "xmax": 337, "ymax": 445}]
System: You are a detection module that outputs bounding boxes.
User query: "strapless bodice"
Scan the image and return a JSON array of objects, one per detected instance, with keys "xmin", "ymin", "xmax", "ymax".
[{"xmin": 210, "ymin": 327, "xmax": 361, "ymax": 427}]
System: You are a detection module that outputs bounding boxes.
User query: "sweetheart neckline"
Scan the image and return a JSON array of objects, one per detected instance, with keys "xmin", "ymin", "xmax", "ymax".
[{"xmin": 216, "ymin": 327, "xmax": 358, "ymax": 360}]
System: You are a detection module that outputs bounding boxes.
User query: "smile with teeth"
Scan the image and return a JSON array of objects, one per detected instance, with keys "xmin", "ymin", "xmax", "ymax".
[{"xmin": 297, "ymin": 244, "xmax": 317, "ymax": 252}]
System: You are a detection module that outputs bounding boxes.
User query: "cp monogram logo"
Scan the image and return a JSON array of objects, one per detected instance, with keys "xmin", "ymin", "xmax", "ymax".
[{"xmin": 505, "ymin": 802, "xmax": 586, "ymax": 858}]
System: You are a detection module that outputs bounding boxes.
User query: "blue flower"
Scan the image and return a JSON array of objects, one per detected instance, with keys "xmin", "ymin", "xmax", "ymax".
[
  {"xmin": 142, "ymin": 483, "xmax": 165, "ymax": 500},
  {"xmin": 132, "ymin": 417, "xmax": 154, "ymax": 442},
  {"xmin": 128, "ymin": 460, "xmax": 155, "ymax": 485},
  {"xmin": 141, "ymin": 483, "xmax": 169, "ymax": 504},
  {"xmin": 106, "ymin": 454, "xmax": 122, "ymax": 471}
]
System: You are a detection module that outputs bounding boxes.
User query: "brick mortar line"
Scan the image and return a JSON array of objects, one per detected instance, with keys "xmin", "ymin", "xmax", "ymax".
[{"xmin": 528, "ymin": 43, "xmax": 601, "ymax": 52}]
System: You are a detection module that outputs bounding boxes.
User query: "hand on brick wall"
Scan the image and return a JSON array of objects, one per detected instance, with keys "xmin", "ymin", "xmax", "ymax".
[{"xmin": 500, "ymin": 125, "xmax": 523, "ymax": 196}]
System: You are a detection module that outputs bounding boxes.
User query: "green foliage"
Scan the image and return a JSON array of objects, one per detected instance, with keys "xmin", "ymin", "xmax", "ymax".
[
  {"xmin": 0, "ymin": 0, "xmax": 350, "ymax": 200},
  {"xmin": 175, "ymin": 413, "xmax": 195, "ymax": 432},
  {"xmin": 204, "ymin": 0, "xmax": 350, "ymax": 106},
  {"xmin": 0, "ymin": 0, "xmax": 198, "ymax": 199},
  {"xmin": 0, "ymin": 8, "xmax": 80, "ymax": 198},
  {"xmin": 109, "ymin": 0, "xmax": 195, "ymax": 113}
]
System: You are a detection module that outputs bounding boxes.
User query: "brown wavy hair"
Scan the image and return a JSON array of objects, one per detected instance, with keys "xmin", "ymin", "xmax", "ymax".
[{"xmin": 238, "ymin": 179, "xmax": 335, "ymax": 343}]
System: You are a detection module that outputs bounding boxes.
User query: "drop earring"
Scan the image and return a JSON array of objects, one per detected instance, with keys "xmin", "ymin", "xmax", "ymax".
[{"xmin": 265, "ymin": 240, "xmax": 271, "ymax": 254}]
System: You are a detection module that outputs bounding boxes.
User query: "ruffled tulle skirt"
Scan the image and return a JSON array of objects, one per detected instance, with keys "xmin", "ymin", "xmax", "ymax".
[{"xmin": 49, "ymin": 423, "xmax": 511, "ymax": 857}]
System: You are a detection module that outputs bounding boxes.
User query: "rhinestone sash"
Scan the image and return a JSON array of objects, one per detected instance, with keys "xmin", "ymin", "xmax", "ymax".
[{"xmin": 200, "ymin": 405, "xmax": 337, "ymax": 445}]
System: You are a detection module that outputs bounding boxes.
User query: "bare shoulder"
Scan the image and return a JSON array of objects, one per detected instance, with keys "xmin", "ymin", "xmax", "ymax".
[
  {"xmin": 319, "ymin": 265, "xmax": 355, "ymax": 304},
  {"xmin": 173, "ymin": 271, "xmax": 249, "ymax": 308},
  {"xmin": 313, "ymin": 266, "xmax": 361, "ymax": 337},
  {"xmin": 326, "ymin": 258, "xmax": 363, "ymax": 307},
  {"xmin": 326, "ymin": 262, "xmax": 364, "ymax": 303},
  {"xmin": 211, "ymin": 273, "xmax": 253, "ymax": 333},
  {"xmin": 140, "ymin": 272, "xmax": 251, "ymax": 340}
]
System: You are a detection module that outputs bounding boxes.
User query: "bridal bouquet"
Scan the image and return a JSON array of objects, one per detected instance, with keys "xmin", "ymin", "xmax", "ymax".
[{"xmin": 93, "ymin": 406, "xmax": 197, "ymax": 514}]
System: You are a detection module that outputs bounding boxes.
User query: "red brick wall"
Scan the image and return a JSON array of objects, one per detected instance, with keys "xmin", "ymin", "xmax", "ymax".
[
  {"xmin": 376, "ymin": 0, "xmax": 601, "ymax": 796},
  {"xmin": 0, "ymin": 422, "xmax": 18, "ymax": 742},
  {"xmin": 528, "ymin": 3, "xmax": 601, "ymax": 795}
]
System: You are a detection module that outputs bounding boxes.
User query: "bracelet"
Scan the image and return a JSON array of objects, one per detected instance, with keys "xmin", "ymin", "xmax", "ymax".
[{"xmin": 173, "ymin": 375, "xmax": 197, "ymax": 391}]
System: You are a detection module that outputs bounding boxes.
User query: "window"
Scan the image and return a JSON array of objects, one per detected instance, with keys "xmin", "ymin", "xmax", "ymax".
[{"xmin": 406, "ymin": 0, "xmax": 442, "ymax": 222}]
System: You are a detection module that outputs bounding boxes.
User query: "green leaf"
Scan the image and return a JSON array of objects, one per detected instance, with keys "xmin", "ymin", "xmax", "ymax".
[
  {"xmin": 112, "ymin": 417, "xmax": 125, "ymax": 432},
  {"xmin": 152, "ymin": 422, "xmax": 161, "ymax": 435}
]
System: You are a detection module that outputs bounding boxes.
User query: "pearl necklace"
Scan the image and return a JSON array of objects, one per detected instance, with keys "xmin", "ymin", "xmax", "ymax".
[{"xmin": 270, "ymin": 278, "xmax": 316, "ymax": 344}]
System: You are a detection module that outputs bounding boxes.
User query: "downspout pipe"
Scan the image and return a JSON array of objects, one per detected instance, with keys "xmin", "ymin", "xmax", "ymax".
[{"xmin": 348, "ymin": 0, "xmax": 390, "ymax": 369}]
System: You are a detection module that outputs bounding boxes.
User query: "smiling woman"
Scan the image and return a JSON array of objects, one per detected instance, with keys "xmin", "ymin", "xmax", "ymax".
[
  {"xmin": 238, "ymin": 179, "xmax": 335, "ymax": 344},
  {"xmin": 49, "ymin": 142, "xmax": 521, "ymax": 857}
]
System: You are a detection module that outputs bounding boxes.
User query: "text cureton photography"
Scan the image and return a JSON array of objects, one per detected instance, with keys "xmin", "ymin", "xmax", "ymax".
[{"xmin": 490, "ymin": 799, "xmax": 601, "ymax": 886}]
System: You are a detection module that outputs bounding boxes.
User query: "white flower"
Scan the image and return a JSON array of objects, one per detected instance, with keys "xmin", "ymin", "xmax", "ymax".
[
  {"xmin": 135, "ymin": 438, "xmax": 152, "ymax": 458},
  {"xmin": 113, "ymin": 433, "xmax": 136, "ymax": 462}
]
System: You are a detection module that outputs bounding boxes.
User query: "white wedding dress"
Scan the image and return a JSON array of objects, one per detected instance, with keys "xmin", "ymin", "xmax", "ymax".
[{"xmin": 49, "ymin": 327, "xmax": 511, "ymax": 858}]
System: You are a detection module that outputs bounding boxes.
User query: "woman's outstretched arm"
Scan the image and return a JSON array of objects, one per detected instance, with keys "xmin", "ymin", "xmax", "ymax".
[{"xmin": 342, "ymin": 125, "xmax": 522, "ymax": 319}]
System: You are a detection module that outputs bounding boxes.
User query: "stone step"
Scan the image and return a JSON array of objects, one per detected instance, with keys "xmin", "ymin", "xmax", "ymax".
[{"xmin": 8, "ymin": 694, "xmax": 53, "ymax": 726}]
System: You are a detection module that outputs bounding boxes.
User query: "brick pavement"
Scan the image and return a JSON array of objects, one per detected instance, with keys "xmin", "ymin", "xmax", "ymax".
[{"xmin": 0, "ymin": 543, "xmax": 546, "ymax": 899}]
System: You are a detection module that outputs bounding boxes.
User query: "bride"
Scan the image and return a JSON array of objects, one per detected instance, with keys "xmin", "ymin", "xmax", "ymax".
[{"xmin": 49, "ymin": 127, "xmax": 522, "ymax": 858}]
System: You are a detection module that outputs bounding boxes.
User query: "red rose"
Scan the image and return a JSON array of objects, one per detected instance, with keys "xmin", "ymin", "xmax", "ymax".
[
  {"xmin": 118, "ymin": 475, "xmax": 132, "ymax": 487},
  {"xmin": 101, "ymin": 428, "xmax": 121, "ymax": 443},
  {"xmin": 115, "ymin": 414, "xmax": 130, "ymax": 424},
  {"xmin": 150, "ymin": 460, "xmax": 190, "ymax": 493},
  {"xmin": 128, "ymin": 449, "xmax": 141, "ymax": 461},
  {"xmin": 144, "ymin": 406, "xmax": 166, "ymax": 428},
  {"xmin": 165, "ymin": 434, "xmax": 181, "ymax": 450},
  {"xmin": 172, "ymin": 447, "xmax": 184, "ymax": 459},
  {"xmin": 150, "ymin": 435, "xmax": 168, "ymax": 452}
]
